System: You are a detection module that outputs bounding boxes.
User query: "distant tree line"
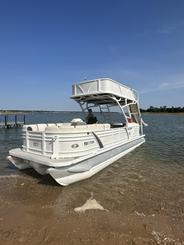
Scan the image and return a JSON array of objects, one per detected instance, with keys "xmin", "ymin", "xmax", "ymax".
[{"xmin": 141, "ymin": 106, "xmax": 184, "ymax": 113}]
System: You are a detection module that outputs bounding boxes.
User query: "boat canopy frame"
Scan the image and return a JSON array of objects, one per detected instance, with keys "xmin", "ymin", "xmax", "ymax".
[{"xmin": 71, "ymin": 78, "xmax": 143, "ymax": 134}]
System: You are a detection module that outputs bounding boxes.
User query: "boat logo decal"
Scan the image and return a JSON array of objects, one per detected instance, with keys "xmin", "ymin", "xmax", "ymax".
[
  {"xmin": 71, "ymin": 144, "xmax": 79, "ymax": 148},
  {"xmin": 84, "ymin": 141, "xmax": 95, "ymax": 146}
]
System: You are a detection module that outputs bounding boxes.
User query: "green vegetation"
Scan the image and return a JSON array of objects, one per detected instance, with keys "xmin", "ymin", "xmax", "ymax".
[
  {"xmin": 1, "ymin": 106, "xmax": 184, "ymax": 115},
  {"xmin": 141, "ymin": 106, "xmax": 184, "ymax": 113}
]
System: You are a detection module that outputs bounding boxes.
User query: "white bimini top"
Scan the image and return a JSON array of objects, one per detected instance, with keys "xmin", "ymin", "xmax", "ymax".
[{"xmin": 71, "ymin": 78, "xmax": 138, "ymax": 104}]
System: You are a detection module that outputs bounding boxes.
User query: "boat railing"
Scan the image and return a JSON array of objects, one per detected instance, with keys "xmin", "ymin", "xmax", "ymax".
[
  {"xmin": 72, "ymin": 78, "xmax": 139, "ymax": 103},
  {"xmin": 22, "ymin": 130, "xmax": 65, "ymax": 158},
  {"xmin": 22, "ymin": 129, "xmax": 99, "ymax": 159},
  {"xmin": 22, "ymin": 121, "xmax": 138, "ymax": 159},
  {"xmin": 22, "ymin": 130, "xmax": 53, "ymax": 157}
]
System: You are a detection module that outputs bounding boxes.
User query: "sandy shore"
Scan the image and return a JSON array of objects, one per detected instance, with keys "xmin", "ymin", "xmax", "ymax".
[
  {"xmin": 1, "ymin": 202, "xmax": 184, "ymax": 245},
  {"xmin": 0, "ymin": 175, "xmax": 184, "ymax": 245}
]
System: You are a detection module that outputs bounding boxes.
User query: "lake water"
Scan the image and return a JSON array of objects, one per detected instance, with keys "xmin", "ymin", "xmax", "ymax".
[{"xmin": 0, "ymin": 112, "xmax": 184, "ymax": 244}]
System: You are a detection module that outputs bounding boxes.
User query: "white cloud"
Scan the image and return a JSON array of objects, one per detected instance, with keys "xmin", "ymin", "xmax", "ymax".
[
  {"xmin": 140, "ymin": 80, "xmax": 184, "ymax": 94},
  {"xmin": 159, "ymin": 81, "xmax": 184, "ymax": 89},
  {"xmin": 157, "ymin": 21, "xmax": 184, "ymax": 35}
]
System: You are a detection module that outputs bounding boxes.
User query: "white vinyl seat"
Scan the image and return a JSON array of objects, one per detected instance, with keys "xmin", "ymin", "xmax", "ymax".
[{"xmin": 45, "ymin": 123, "xmax": 110, "ymax": 133}]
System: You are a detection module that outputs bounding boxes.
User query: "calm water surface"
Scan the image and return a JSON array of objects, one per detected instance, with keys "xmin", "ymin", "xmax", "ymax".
[{"xmin": 0, "ymin": 113, "xmax": 184, "ymax": 217}]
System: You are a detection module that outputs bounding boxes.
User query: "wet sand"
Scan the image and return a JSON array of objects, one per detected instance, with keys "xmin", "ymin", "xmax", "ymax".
[
  {"xmin": 0, "ymin": 166, "xmax": 184, "ymax": 245},
  {"xmin": 1, "ymin": 204, "xmax": 184, "ymax": 245}
]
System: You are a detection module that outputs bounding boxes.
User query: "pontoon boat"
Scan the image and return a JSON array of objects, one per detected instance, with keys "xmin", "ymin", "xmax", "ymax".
[{"xmin": 8, "ymin": 78, "xmax": 145, "ymax": 186}]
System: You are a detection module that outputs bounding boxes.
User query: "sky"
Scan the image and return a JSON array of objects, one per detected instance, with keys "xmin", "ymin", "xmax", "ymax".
[{"xmin": 0, "ymin": 0, "xmax": 184, "ymax": 110}]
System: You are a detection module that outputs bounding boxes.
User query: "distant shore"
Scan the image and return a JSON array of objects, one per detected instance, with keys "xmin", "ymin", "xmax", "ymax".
[
  {"xmin": 0, "ymin": 110, "xmax": 79, "ymax": 115},
  {"xmin": 1, "ymin": 109, "xmax": 184, "ymax": 115}
]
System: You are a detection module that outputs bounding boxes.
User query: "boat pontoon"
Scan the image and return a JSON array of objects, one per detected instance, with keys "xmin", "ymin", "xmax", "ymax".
[{"xmin": 8, "ymin": 78, "xmax": 145, "ymax": 186}]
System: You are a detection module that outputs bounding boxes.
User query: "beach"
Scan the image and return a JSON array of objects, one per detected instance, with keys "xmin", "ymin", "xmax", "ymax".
[
  {"xmin": 1, "ymin": 165, "xmax": 184, "ymax": 245},
  {"xmin": 0, "ymin": 112, "xmax": 184, "ymax": 244}
]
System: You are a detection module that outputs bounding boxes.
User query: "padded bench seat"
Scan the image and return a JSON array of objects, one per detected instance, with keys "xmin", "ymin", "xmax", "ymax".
[{"xmin": 45, "ymin": 123, "xmax": 110, "ymax": 133}]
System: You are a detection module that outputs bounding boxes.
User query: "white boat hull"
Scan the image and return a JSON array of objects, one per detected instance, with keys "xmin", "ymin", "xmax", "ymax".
[
  {"xmin": 8, "ymin": 136, "xmax": 145, "ymax": 186},
  {"xmin": 7, "ymin": 78, "xmax": 147, "ymax": 186}
]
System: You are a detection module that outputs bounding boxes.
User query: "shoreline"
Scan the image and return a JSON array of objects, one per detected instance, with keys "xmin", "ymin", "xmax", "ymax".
[
  {"xmin": 1, "ymin": 110, "xmax": 184, "ymax": 115},
  {"xmin": 0, "ymin": 174, "xmax": 184, "ymax": 245}
]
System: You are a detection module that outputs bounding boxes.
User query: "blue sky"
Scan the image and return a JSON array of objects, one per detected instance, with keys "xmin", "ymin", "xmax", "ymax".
[{"xmin": 0, "ymin": 0, "xmax": 184, "ymax": 110}]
